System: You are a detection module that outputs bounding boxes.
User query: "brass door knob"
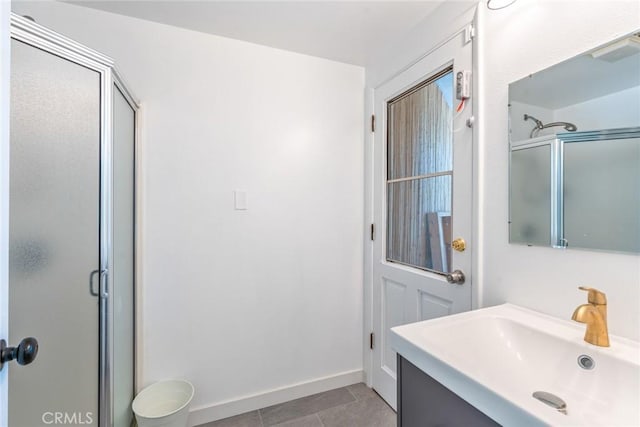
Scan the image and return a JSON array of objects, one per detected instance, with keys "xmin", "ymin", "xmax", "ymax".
[{"xmin": 452, "ymin": 238, "xmax": 466, "ymax": 252}]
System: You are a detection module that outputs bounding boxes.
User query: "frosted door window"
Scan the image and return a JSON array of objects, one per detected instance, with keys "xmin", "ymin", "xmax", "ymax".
[
  {"xmin": 9, "ymin": 39, "xmax": 100, "ymax": 426},
  {"xmin": 386, "ymin": 71, "xmax": 453, "ymax": 272},
  {"xmin": 510, "ymin": 145, "xmax": 552, "ymax": 246},
  {"xmin": 112, "ymin": 86, "xmax": 136, "ymax": 427}
]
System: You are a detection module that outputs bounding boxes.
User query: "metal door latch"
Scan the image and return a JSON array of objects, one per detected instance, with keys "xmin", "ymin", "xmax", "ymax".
[{"xmin": 446, "ymin": 270, "xmax": 465, "ymax": 285}]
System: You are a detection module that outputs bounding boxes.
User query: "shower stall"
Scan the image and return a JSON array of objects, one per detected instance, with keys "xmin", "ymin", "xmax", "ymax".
[{"xmin": 7, "ymin": 14, "xmax": 137, "ymax": 427}]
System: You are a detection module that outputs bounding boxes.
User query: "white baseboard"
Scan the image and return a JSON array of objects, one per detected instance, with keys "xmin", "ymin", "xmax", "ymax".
[{"xmin": 187, "ymin": 369, "xmax": 364, "ymax": 427}]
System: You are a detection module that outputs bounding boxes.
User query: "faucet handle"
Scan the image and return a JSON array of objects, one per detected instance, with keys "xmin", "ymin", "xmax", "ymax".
[{"xmin": 578, "ymin": 286, "xmax": 607, "ymax": 305}]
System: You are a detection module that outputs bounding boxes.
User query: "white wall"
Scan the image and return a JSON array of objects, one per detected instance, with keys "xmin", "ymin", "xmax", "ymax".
[
  {"xmin": 365, "ymin": 1, "xmax": 477, "ymax": 88},
  {"xmin": 11, "ymin": 1, "xmax": 365, "ymax": 423},
  {"xmin": 554, "ymin": 85, "xmax": 640, "ymax": 131},
  {"xmin": 509, "ymin": 101, "xmax": 553, "ymax": 141},
  {"xmin": 478, "ymin": 0, "xmax": 640, "ymax": 340}
]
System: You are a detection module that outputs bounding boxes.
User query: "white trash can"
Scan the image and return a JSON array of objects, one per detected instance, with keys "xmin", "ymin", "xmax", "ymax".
[{"xmin": 132, "ymin": 380, "xmax": 194, "ymax": 427}]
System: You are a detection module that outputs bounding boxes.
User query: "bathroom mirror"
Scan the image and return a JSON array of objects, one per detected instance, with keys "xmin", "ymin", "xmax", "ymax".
[{"xmin": 508, "ymin": 31, "xmax": 640, "ymax": 253}]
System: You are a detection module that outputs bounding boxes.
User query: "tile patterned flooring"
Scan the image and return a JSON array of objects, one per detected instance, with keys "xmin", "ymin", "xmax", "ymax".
[{"xmin": 197, "ymin": 383, "xmax": 396, "ymax": 427}]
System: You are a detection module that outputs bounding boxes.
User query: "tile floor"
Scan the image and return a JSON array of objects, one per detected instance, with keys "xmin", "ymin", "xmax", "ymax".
[{"xmin": 197, "ymin": 383, "xmax": 396, "ymax": 427}]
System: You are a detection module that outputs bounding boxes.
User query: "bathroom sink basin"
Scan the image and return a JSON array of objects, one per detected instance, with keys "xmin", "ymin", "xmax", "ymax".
[{"xmin": 390, "ymin": 303, "xmax": 640, "ymax": 426}]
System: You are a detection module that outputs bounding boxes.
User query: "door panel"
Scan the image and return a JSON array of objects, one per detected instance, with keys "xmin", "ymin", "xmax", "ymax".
[
  {"xmin": 418, "ymin": 291, "xmax": 452, "ymax": 321},
  {"xmin": 382, "ymin": 278, "xmax": 406, "ymax": 377},
  {"xmin": 9, "ymin": 39, "xmax": 100, "ymax": 427},
  {"xmin": 372, "ymin": 30, "xmax": 473, "ymax": 408}
]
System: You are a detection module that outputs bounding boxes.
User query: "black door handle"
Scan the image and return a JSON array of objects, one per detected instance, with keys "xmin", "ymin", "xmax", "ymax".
[{"xmin": 0, "ymin": 337, "xmax": 39, "ymax": 371}]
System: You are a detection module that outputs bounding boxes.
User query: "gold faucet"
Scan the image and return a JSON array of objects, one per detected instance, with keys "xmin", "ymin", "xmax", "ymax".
[{"xmin": 572, "ymin": 286, "xmax": 609, "ymax": 347}]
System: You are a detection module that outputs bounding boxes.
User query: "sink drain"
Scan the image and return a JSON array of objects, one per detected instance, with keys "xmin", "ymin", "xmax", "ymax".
[{"xmin": 577, "ymin": 354, "xmax": 595, "ymax": 370}]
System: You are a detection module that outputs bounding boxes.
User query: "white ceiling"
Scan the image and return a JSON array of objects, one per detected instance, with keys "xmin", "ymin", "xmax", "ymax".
[{"xmin": 63, "ymin": 0, "xmax": 447, "ymax": 66}]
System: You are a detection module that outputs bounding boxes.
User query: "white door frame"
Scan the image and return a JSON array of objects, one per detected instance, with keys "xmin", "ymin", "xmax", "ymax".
[
  {"xmin": 0, "ymin": 2, "xmax": 12, "ymax": 425},
  {"xmin": 363, "ymin": 16, "xmax": 481, "ymax": 390}
]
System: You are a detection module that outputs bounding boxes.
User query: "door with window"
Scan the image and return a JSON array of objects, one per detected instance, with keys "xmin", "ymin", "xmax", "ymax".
[{"xmin": 371, "ymin": 30, "xmax": 473, "ymax": 408}]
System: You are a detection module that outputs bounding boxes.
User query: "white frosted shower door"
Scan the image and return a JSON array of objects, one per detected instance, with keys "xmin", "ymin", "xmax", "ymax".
[{"xmin": 9, "ymin": 39, "xmax": 100, "ymax": 427}]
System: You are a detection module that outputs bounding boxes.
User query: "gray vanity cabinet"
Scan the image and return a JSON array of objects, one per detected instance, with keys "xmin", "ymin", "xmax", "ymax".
[{"xmin": 397, "ymin": 355, "xmax": 500, "ymax": 427}]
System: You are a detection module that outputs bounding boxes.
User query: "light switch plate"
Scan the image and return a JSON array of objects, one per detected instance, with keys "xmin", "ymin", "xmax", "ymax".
[{"xmin": 234, "ymin": 190, "xmax": 248, "ymax": 210}]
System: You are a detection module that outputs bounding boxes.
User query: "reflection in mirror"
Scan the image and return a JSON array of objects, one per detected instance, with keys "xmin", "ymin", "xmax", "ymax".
[
  {"xmin": 508, "ymin": 31, "xmax": 640, "ymax": 253},
  {"xmin": 510, "ymin": 144, "xmax": 552, "ymax": 247},
  {"xmin": 563, "ymin": 132, "xmax": 640, "ymax": 253}
]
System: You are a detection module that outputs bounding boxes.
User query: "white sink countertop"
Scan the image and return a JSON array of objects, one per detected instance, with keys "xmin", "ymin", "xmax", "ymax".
[{"xmin": 390, "ymin": 303, "xmax": 640, "ymax": 427}]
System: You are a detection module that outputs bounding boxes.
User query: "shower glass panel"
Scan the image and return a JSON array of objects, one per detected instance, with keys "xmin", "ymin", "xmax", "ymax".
[
  {"xmin": 510, "ymin": 145, "xmax": 552, "ymax": 247},
  {"xmin": 9, "ymin": 14, "xmax": 139, "ymax": 427},
  {"xmin": 9, "ymin": 38, "xmax": 100, "ymax": 426},
  {"xmin": 564, "ymin": 137, "xmax": 640, "ymax": 252},
  {"xmin": 112, "ymin": 85, "xmax": 135, "ymax": 427}
]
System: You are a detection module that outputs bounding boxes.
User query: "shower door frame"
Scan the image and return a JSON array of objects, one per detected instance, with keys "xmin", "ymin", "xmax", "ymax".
[{"xmin": 9, "ymin": 13, "xmax": 139, "ymax": 427}]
